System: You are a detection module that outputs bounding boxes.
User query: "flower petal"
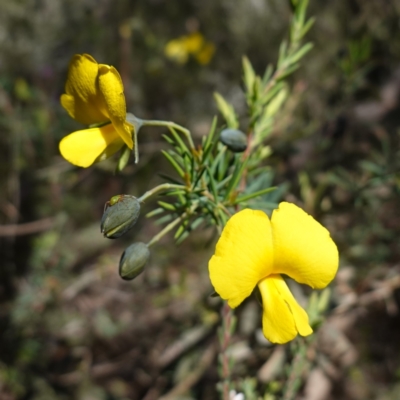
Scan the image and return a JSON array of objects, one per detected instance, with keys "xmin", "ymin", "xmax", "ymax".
[
  {"xmin": 209, "ymin": 209, "xmax": 274, "ymax": 308},
  {"xmin": 61, "ymin": 54, "xmax": 108, "ymax": 125},
  {"xmin": 164, "ymin": 39, "xmax": 189, "ymax": 64},
  {"xmin": 59, "ymin": 124, "xmax": 124, "ymax": 168},
  {"xmin": 271, "ymin": 202, "xmax": 338, "ymax": 289},
  {"xmin": 259, "ymin": 274, "xmax": 312, "ymax": 344},
  {"xmin": 98, "ymin": 65, "xmax": 134, "ymax": 149}
]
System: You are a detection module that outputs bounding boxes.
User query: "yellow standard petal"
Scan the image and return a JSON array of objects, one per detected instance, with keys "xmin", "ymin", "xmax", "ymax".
[
  {"xmin": 59, "ymin": 124, "xmax": 124, "ymax": 168},
  {"xmin": 61, "ymin": 54, "xmax": 109, "ymax": 125},
  {"xmin": 209, "ymin": 209, "xmax": 274, "ymax": 308},
  {"xmin": 259, "ymin": 274, "xmax": 313, "ymax": 344},
  {"xmin": 271, "ymin": 202, "xmax": 339, "ymax": 289},
  {"xmin": 98, "ymin": 65, "xmax": 134, "ymax": 149}
]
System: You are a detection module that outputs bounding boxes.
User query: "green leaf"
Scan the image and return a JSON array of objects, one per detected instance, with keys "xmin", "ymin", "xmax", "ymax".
[
  {"xmin": 359, "ymin": 160, "xmax": 384, "ymax": 175},
  {"xmin": 182, "ymin": 153, "xmax": 194, "ymax": 177},
  {"xmin": 287, "ymin": 42, "xmax": 313, "ymax": 65},
  {"xmin": 175, "ymin": 217, "xmax": 204, "ymax": 245},
  {"xmin": 233, "ymin": 187, "xmax": 277, "ymax": 205},
  {"xmin": 162, "ymin": 134, "xmax": 175, "ymax": 145},
  {"xmin": 158, "ymin": 201, "xmax": 177, "ymax": 211},
  {"xmin": 158, "ymin": 173, "xmax": 183, "ymax": 185},
  {"xmin": 217, "ymin": 144, "xmax": 230, "ymax": 181},
  {"xmin": 146, "ymin": 208, "xmax": 164, "ymax": 218},
  {"xmin": 206, "ymin": 166, "xmax": 219, "ymax": 202},
  {"xmin": 155, "ymin": 214, "xmax": 174, "ymax": 225},
  {"xmin": 162, "ymin": 150, "xmax": 185, "ymax": 178},
  {"xmin": 115, "ymin": 145, "xmax": 131, "ymax": 173},
  {"xmin": 277, "ymin": 40, "xmax": 288, "ymax": 68},
  {"xmin": 245, "ymin": 168, "xmax": 274, "ymax": 193},
  {"xmin": 192, "ymin": 166, "xmax": 207, "ymax": 190},
  {"xmin": 264, "ymin": 86, "xmax": 288, "ymax": 118},
  {"xmin": 296, "ymin": 0, "xmax": 309, "ymax": 27},
  {"xmin": 164, "ymin": 190, "xmax": 187, "ymax": 197},
  {"xmin": 277, "ymin": 63, "xmax": 300, "ymax": 81},
  {"xmin": 214, "ymin": 92, "xmax": 239, "ymax": 129},
  {"xmin": 216, "ymin": 174, "xmax": 233, "ymax": 190},
  {"xmin": 191, "ymin": 217, "xmax": 204, "ymax": 230},
  {"xmin": 242, "ymin": 56, "xmax": 256, "ymax": 96},
  {"xmin": 253, "ymin": 116, "xmax": 273, "ymax": 144},
  {"xmin": 176, "ymin": 230, "xmax": 190, "ymax": 244},
  {"xmin": 169, "ymin": 127, "xmax": 190, "ymax": 157},
  {"xmin": 175, "ymin": 216, "xmax": 191, "ymax": 240},
  {"xmin": 300, "ymin": 16, "xmax": 315, "ymax": 37},
  {"xmin": 262, "ymin": 64, "xmax": 274, "ymax": 87},
  {"xmin": 210, "ymin": 145, "xmax": 227, "ymax": 176},
  {"xmin": 247, "ymin": 165, "xmax": 273, "ymax": 178},
  {"xmin": 203, "ymin": 116, "xmax": 218, "ymax": 152},
  {"xmin": 224, "ymin": 156, "xmax": 249, "ymax": 200},
  {"xmin": 248, "ymin": 201, "xmax": 279, "ymax": 211},
  {"xmin": 174, "ymin": 223, "xmax": 186, "ymax": 240},
  {"xmin": 259, "ymin": 81, "xmax": 286, "ymax": 107},
  {"xmin": 216, "ymin": 208, "xmax": 229, "ymax": 226}
]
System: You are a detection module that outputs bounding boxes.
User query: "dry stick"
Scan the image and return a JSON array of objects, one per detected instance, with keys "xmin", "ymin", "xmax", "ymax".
[
  {"xmin": 282, "ymin": 339, "xmax": 313, "ymax": 400},
  {"xmin": 0, "ymin": 217, "xmax": 54, "ymax": 236},
  {"xmin": 159, "ymin": 342, "xmax": 216, "ymax": 400},
  {"xmin": 157, "ymin": 324, "xmax": 215, "ymax": 368},
  {"xmin": 219, "ymin": 301, "xmax": 235, "ymax": 400}
]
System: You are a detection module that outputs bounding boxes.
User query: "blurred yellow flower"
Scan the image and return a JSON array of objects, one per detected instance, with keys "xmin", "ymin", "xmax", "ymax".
[
  {"xmin": 60, "ymin": 54, "xmax": 133, "ymax": 168},
  {"xmin": 195, "ymin": 42, "xmax": 216, "ymax": 65},
  {"xmin": 209, "ymin": 202, "xmax": 339, "ymax": 344},
  {"xmin": 164, "ymin": 32, "xmax": 215, "ymax": 65}
]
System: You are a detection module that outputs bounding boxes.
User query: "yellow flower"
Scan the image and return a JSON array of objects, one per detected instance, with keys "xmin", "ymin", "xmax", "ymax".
[
  {"xmin": 195, "ymin": 42, "xmax": 215, "ymax": 65},
  {"xmin": 209, "ymin": 202, "xmax": 339, "ymax": 344},
  {"xmin": 164, "ymin": 38, "xmax": 190, "ymax": 65},
  {"xmin": 164, "ymin": 32, "xmax": 215, "ymax": 65},
  {"xmin": 182, "ymin": 32, "xmax": 204, "ymax": 54},
  {"xmin": 59, "ymin": 54, "xmax": 134, "ymax": 168}
]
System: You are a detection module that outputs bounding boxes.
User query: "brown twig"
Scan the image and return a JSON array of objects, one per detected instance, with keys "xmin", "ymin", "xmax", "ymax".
[
  {"xmin": 0, "ymin": 217, "xmax": 54, "ymax": 236},
  {"xmin": 159, "ymin": 342, "xmax": 216, "ymax": 400},
  {"xmin": 218, "ymin": 301, "xmax": 236, "ymax": 400}
]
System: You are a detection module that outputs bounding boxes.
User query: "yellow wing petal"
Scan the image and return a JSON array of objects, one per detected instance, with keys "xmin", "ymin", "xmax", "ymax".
[
  {"xmin": 209, "ymin": 209, "xmax": 274, "ymax": 308},
  {"xmin": 61, "ymin": 54, "xmax": 108, "ymax": 125},
  {"xmin": 97, "ymin": 65, "xmax": 134, "ymax": 149},
  {"xmin": 271, "ymin": 202, "xmax": 339, "ymax": 289},
  {"xmin": 259, "ymin": 275, "xmax": 312, "ymax": 344},
  {"xmin": 59, "ymin": 124, "xmax": 124, "ymax": 168}
]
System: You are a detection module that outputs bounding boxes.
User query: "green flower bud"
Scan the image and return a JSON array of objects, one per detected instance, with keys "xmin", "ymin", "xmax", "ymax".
[
  {"xmin": 101, "ymin": 195, "xmax": 140, "ymax": 239},
  {"xmin": 119, "ymin": 242, "xmax": 150, "ymax": 280},
  {"xmin": 220, "ymin": 129, "xmax": 248, "ymax": 153}
]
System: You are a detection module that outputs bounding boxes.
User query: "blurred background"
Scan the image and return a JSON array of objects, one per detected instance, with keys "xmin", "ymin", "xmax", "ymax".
[{"xmin": 1, "ymin": 0, "xmax": 400, "ymax": 399}]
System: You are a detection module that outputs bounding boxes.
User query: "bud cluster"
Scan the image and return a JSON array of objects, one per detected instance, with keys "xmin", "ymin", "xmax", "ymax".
[{"xmin": 101, "ymin": 194, "xmax": 149, "ymax": 281}]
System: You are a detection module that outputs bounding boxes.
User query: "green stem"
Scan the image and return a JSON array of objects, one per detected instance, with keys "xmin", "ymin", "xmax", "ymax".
[
  {"xmin": 141, "ymin": 119, "xmax": 195, "ymax": 150},
  {"xmin": 146, "ymin": 203, "xmax": 197, "ymax": 248},
  {"xmin": 138, "ymin": 183, "xmax": 186, "ymax": 203}
]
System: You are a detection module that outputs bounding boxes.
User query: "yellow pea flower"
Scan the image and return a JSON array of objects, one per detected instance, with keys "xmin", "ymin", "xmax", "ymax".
[
  {"xmin": 182, "ymin": 32, "xmax": 204, "ymax": 54},
  {"xmin": 59, "ymin": 54, "xmax": 134, "ymax": 168},
  {"xmin": 194, "ymin": 42, "xmax": 215, "ymax": 66},
  {"xmin": 164, "ymin": 38, "xmax": 190, "ymax": 65},
  {"xmin": 209, "ymin": 202, "xmax": 339, "ymax": 344},
  {"xmin": 164, "ymin": 32, "xmax": 215, "ymax": 65}
]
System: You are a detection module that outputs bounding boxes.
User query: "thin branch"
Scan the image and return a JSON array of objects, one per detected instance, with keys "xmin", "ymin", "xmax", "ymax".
[
  {"xmin": 0, "ymin": 217, "xmax": 54, "ymax": 236},
  {"xmin": 159, "ymin": 342, "xmax": 216, "ymax": 400},
  {"xmin": 138, "ymin": 183, "xmax": 186, "ymax": 203}
]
